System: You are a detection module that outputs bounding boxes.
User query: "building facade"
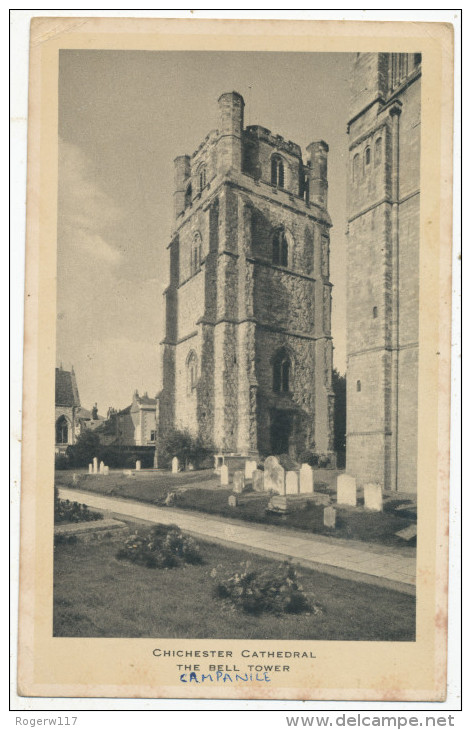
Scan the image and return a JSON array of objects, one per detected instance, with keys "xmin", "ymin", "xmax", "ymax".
[
  {"xmin": 346, "ymin": 53, "xmax": 421, "ymax": 492},
  {"xmin": 102, "ymin": 391, "xmax": 157, "ymax": 447},
  {"xmin": 158, "ymin": 92, "xmax": 334, "ymax": 459},
  {"xmin": 55, "ymin": 367, "xmax": 105, "ymax": 453}
]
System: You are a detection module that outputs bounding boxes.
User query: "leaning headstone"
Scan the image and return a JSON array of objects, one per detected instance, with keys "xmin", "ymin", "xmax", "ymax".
[
  {"xmin": 220, "ymin": 464, "xmax": 229, "ymax": 486},
  {"xmin": 228, "ymin": 494, "xmax": 238, "ymax": 508},
  {"xmin": 337, "ymin": 474, "xmax": 357, "ymax": 506},
  {"xmin": 252, "ymin": 470, "xmax": 264, "ymax": 492},
  {"xmin": 93, "ymin": 457, "xmax": 98, "ymax": 474},
  {"xmin": 245, "ymin": 460, "xmax": 257, "ymax": 479},
  {"xmin": 263, "ymin": 456, "xmax": 285, "ymax": 495},
  {"xmin": 299, "ymin": 463, "xmax": 314, "ymax": 494},
  {"xmin": 135, "ymin": 460, "xmax": 141, "ymax": 471},
  {"xmin": 363, "ymin": 483, "xmax": 383, "ymax": 512},
  {"xmin": 286, "ymin": 471, "xmax": 299, "ymax": 495},
  {"xmin": 99, "ymin": 461, "xmax": 105, "ymax": 475},
  {"xmin": 395, "ymin": 523, "xmax": 417, "ymax": 541},
  {"xmin": 103, "ymin": 465, "xmax": 109, "ymax": 476},
  {"xmin": 88, "ymin": 464, "xmax": 93, "ymax": 474},
  {"xmin": 324, "ymin": 506, "xmax": 336, "ymax": 528},
  {"xmin": 171, "ymin": 456, "xmax": 179, "ymax": 474},
  {"xmin": 233, "ymin": 470, "xmax": 245, "ymax": 494}
]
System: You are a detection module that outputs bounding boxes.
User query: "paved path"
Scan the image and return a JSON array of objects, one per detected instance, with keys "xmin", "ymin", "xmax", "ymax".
[{"xmin": 59, "ymin": 488, "xmax": 416, "ymax": 595}]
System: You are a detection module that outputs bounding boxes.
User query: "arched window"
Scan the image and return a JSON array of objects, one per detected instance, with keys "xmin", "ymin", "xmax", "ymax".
[
  {"xmin": 184, "ymin": 182, "xmax": 192, "ymax": 209},
  {"xmin": 56, "ymin": 416, "xmax": 69, "ymax": 444},
  {"xmin": 191, "ymin": 232, "xmax": 202, "ymax": 275},
  {"xmin": 365, "ymin": 146, "xmax": 371, "ymax": 168},
  {"xmin": 372, "ymin": 306, "xmax": 378, "ymax": 319},
  {"xmin": 303, "ymin": 175, "xmax": 310, "ymax": 203},
  {"xmin": 271, "ymin": 155, "xmax": 285, "ymax": 188},
  {"xmin": 187, "ymin": 350, "xmax": 198, "ymax": 394},
  {"xmin": 273, "ymin": 348, "xmax": 292, "ymax": 394},
  {"xmin": 353, "ymin": 153, "xmax": 360, "ymax": 182},
  {"xmin": 198, "ymin": 165, "xmax": 207, "ymax": 192},
  {"xmin": 356, "ymin": 380, "xmax": 362, "ymax": 392},
  {"xmin": 374, "ymin": 137, "xmax": 382, "ymax": 167},
  {"xmin": 272, "ymin": 228, "xmax": 289, "ymax": 267}
]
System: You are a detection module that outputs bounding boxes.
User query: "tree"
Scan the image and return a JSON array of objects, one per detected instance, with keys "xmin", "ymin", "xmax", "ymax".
[
  {"xmin": 332, "ymin": 369, "xmax": 346, "ymax": 463},
  {"xmin": 158, "ymin": 429, "xmax": 214, "ymax": 470},
  {"xmin": 66, "ymin": 430, "xmax": 101, "ymax": 467}
]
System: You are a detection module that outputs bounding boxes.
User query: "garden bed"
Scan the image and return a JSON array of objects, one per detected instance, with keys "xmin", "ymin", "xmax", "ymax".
[{"xmin": 54, "ymin": 535, "xmax": 415, "ymax": 640}]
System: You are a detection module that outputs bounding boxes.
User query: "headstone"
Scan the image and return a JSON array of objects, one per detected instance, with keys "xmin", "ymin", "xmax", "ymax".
[
  {"xmin": 165, "ymin": 491, "xmax": 176, "ymax": 506},
  {"xmin": 88, "ymin": 464, "xmax": 93, "ymax": 474},
  {"xmin": 135, "ymin": 460, "xmax": 141, "ymax": 471},
  {"xmin": 324, "ymin": 506, "xmax": 336, "ymax": 528},
  {"xmin": 233, "ymin": 470, "xmax": 245, "ymax": 494},
  {"xmin": 252, "ymin": 470, "xmax": 264, "ymax": 492},
  {"xmin": 268, "ymin": 495, "xmax": 289, "ymax": 513},
  {"xmin": 93, "ymin": 457, "xmax": 98, "ymax": 474},
  {"xmin": 99, "ymin": 461, "xmax": 105, "ymax": 475},
  {"xmin": 286, "ymin": 471, "xmax": 299, "ymax": 495},
  {"xmin": 72, "ymin": 473, "xmax": 78, "ymax": 485},
  {"xmin": 123, "ymin": 469, "xmax": 133, "ymax": 477},
  {"xmin": 245, "ymin": 460, "xmax": 257, "ymax": 479},
  {"xmin": 299, "ymin": 463, "xmax": 314, "ymax": 494},
  {"xmin": 171, "ymin": 457, "xmax": 179, "ymax": 474},
  {"xmin": 104, "ymin": 465, "xmax": 109, "ymax": 476},
  {"xmin": 395, "ymin": 523, "xmax": 417, "ymax": 541},
  {"xmin": 228, "ymin": 494, "xmax": 238, "ymax": 508},
  {"xmin": 337, "ymin": 474, "xmax": 357, "ymax": 506},
  {"xmin": 363, "ymin": 483, "xmax": 383, "ymax": 512},
  {"xmin": 220, "ymin": 464, "xmax": 229, "ymax": 486},
  {"xmin": 263, "ymin": 456, "xmax": 285, "ymax": 495}
]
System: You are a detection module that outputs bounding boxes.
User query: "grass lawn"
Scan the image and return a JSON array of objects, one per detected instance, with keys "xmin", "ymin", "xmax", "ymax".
[
  {"xmin": 54, "ymin": 534, "xmax": 415, "ymax": 641},
  {"xmin": 56, "ymin": 469, "xmax": 416, "ymax": 548}
]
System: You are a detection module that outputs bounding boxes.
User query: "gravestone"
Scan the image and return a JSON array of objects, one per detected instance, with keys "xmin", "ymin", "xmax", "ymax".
[
  {"xmin": 252, "ymin": 470, "xmax": 264, "ymax": 492},
  {"xmin": 245, "ymin": 460, "xmax": 258, "ymax": 479},
  {"xmin": 228, "ymin": 494, "xmax": 238, "ymax": 508},
  {"xmin": 363, "ymin": 483, "xmax": 383, "ymax": 512},
  {"xmin": 268, "ymin": 495, "xmax": 289, "ymax": 513},
  {"xmin": 99, "ymin": 461, "xmax": 105, "ymax": 475},
  {"xmin": 233, "ymin": 471, "xmax": 245, "ymax": 494},
  {"xmin": 324, "ymin": 506, "xmax": 336, "ymax": 528},
  {"xmin": 135, "ymin": 460, "xmax": 141, "ymax": 471},
  {"xmin": 299, "ymin": 463, "xmax": 314, "ymax": 494},
  {"xmin": 337, "ymin": 474, "xmax": 357, "ymax": 506},
  {"xmin": 263, "ymin": 456, "xmax": 285, "ymax": 495},
  {"xmin": 285, "ymin": 471, "xmax": 299, "ymax": 495},
  {"xmin": 123, "ymin": 469, "xmax": 133, "ymax": 477},
  {"xmin": 165, "ymin": 491, "xmax": 176, "ymax": 506},
  {"xmin": 93, "ymin": 457, "xmax": 98, "ymax": 474},
  {"xmin": 220, "ymin": 464, "xmax": 229, "ymax": 486},
  {"xmin": 395, "ymin": 523, "xmax": 417, "ymax": 541},
  {"xmin": 171, "ymin": 457, "xmax": 179, "ymax": 474},
  {"xmin": 72, "ymin": 473, "xmax": 78, "ymax": 484},
  {"xmin": 88, "ymin": 464, "xmax": 93, "ymax": 474},
  {"xmin": 103, "ymin": 465, "xmax": 109, "ymax": 476}
]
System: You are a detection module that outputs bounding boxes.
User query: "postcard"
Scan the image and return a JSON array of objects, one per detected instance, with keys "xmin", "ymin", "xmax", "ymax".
[{"xmin": 18, "ymin": 17, "xmax": 453, "ymax": 700}]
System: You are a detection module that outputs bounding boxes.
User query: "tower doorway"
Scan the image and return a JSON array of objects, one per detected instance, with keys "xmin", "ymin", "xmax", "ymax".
[{"xmin": 270, "ymin": 410, "xmax": 293, "ymax": 455}]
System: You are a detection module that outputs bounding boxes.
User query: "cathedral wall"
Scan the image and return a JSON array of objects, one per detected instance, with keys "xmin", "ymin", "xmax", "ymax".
[{"xmin": 174, "ymin": 334, "xmax": 202, "ymax": 435}]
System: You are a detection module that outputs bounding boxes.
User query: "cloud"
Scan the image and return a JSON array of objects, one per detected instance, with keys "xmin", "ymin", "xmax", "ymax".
[{"xmin": 58, "ymin": 138, "xmax": 123, "ymax": 265}]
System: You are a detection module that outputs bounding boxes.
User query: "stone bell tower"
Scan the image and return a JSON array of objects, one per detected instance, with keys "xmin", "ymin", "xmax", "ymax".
[{"xmin": 158, "ymin": 92, "xmax": 334, "ymax": 461}]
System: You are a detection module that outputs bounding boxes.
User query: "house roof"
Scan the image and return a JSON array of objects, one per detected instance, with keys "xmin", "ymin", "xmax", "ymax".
[
  {"xmin": 55, "ymin": 368, "xmax": 81, "ymax": 407},
  {"xmin": 137, "ymin": 395, "xmax": 157, "ymax": 407}
]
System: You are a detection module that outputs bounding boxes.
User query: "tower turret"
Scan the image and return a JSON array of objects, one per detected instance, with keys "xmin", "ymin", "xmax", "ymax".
[
  {"xmin": 306, "ymin": 141, "xmax": 329, "ymax": 209},
  {"xmin": 217, "ymin": 91, "xmax": 244, "ymax": 174}
]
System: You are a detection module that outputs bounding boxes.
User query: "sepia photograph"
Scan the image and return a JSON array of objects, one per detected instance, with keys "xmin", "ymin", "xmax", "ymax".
[{"xmin": 17, "ymin": 16, "xmax": 454, "ymax": 701}]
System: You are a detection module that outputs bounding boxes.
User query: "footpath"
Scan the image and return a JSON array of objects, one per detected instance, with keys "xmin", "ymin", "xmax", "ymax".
[{"xmin": 59, "ymin": 487, "xmax": 416, "ymax": 595}]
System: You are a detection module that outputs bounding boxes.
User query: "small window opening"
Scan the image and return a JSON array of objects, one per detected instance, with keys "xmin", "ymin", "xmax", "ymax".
[
  {"xmin": 272, "ymin": 229, "xmax": 289, "ymax": 267},
  {"xmin": 374, "ymin": 138, "xmax": 382, "ymax": 167},
  {"xmin": 184, "ymin": 183, "xmax": 192, "ymax": 209},
  {"xmin": 271, "ymin": 155, "xmax": 285, "ymax": 188},
  {"xmin": 356, "ymin": 380, "xmax": 362, "ymax": 392},
  {"xmin": 273, "ymin": 348, "xmax": 292, "ymax": 393},
  {"xmin": 373, "ymin": 306, "xmax": 378, "ymax": 318},
  {"xmin": 365, "ymin": 147, "xmax": 371, "ymax": 167}
]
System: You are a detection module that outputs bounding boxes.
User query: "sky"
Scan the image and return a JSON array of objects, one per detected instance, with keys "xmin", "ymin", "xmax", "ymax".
[{"xmin": 57, "ymin": 50, "xmax": 353, "ymax": 411}]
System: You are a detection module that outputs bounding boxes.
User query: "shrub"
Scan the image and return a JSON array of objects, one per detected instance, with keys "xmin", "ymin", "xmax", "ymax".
[
  {"xmin": 211, "ymin": 560, "xmax": 314, "ymax": 615},
  {"xmin": 54, "ymin": 486, "xmax": 103, "ymax": 524},
  {"xmin": 116, "ymin": 523, "xmax": 203, "ymax": 569},
  {"xmin": 298, "ymin": 450, "xmax": 319, "ymax": 467},
  {"xmin": 158, "ymin": 429, "xmax": 214, "ymax": 470},
  {"xmin": 54, "ymin": 453, "xmax": 70, "ymax": 470}
]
